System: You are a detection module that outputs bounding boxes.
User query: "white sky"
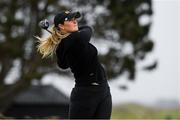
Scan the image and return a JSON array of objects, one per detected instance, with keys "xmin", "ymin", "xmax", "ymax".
[
  {"xmin": 108, "ymin": 0, "xmax": 180, "ymax": 105},
  {"xmin": 110, "ymin": 0, "xmax": 180, "ymax": 105}
]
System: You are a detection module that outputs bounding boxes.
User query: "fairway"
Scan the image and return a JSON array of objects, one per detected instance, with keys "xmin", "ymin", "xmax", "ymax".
[{"xmin": 111, "ymin": 103, "xmax": 180, "ymax": 119}]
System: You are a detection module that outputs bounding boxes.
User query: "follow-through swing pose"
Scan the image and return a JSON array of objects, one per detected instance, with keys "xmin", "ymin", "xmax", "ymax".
[{"xmin": 36, "ymin": 10, "xmax": 112, "ymax": 119}]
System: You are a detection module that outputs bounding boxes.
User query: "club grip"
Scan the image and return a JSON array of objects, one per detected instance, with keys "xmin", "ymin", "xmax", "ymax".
[{"xmin": 39, "ymin": 19, "xmax": 49, "ymax": 29}]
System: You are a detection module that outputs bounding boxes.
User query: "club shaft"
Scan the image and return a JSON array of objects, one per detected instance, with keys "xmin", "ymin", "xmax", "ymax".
[{"xmin": 46, "ymin": 29, "xmax": 52, "ymax": 34}]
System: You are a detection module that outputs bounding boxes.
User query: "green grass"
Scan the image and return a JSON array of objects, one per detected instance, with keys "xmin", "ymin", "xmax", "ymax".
[{"xmin": 111, "ymin": 103, "xmax": 180, "ymax": 120}]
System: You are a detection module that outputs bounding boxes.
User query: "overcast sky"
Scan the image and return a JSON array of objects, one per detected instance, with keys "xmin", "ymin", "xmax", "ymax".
[
  {"xmin": 110, "ymin": 0, "xmax": 180, "ymax": 104},
  {"xmin": 109, "ymin": 0, "xmax": 180, "ymax": 105}
]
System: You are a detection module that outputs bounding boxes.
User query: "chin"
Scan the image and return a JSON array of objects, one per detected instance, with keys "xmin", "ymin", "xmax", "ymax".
[{"xmin": 72, "ymin": 27, "xmax": 78, "ymax": 32}]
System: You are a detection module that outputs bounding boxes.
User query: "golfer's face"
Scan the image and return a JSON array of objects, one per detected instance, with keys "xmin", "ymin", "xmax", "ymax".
[{"xmin": 63, "ymin": 18, "xmax": 78, "ymax": 32}]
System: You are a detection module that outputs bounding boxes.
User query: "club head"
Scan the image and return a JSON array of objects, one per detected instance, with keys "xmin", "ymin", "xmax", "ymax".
[{"xmin": 39, "ymin": 19, "xmax": 49, "ymax": 30}]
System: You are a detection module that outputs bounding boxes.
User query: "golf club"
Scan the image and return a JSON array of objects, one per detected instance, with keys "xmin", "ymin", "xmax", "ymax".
[{"xmin": 39, "ymin": 19, "xmax": 52, "ymax": 34}]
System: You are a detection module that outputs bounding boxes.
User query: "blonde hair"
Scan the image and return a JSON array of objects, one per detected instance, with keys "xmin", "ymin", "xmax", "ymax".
[{"xmin": 35, "ymin": 26, "xmax": 70, "ymax": 58}]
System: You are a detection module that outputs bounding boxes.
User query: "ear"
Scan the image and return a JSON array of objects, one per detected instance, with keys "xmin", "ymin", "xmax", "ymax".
[{"xmin": 58, "ymin": 24, "xmax": 64, "ymax": 30}]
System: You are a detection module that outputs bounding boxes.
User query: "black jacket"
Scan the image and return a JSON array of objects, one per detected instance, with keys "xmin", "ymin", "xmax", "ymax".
[{"xmin": 56, "ymin": 26, "xmax": 107, "ymax": 86}]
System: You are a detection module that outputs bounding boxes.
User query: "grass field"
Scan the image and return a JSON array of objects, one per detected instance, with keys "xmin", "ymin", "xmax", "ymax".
[{"xmin": 111, "ymin": 103, "xmax": 180, "ymax": 120}]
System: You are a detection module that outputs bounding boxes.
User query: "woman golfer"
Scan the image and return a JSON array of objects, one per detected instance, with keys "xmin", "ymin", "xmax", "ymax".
[{"xmin": 36, "ymin": 10, "xmax": 112, "ymax": 119}]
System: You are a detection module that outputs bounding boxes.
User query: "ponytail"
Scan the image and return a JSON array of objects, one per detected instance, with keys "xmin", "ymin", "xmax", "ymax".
[{"xmin": 35, "ymin": 26, "xmax": 70, "ymax": 58}]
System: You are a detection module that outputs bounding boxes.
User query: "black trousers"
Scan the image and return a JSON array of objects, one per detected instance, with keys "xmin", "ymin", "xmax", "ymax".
[{"xmin": 68, "ymin": 83, "xmax": 112, "ymax": 119}]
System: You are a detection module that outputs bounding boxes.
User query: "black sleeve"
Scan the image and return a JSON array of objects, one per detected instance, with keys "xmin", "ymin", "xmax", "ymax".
[
  {"xmin": 57, "ymin": 58, "xmax": 69, "ymax": 69},
  {"xmin": 76, "ymin": 25, "xmax": 93, "ymax": 44},
  {"xmin": 56, "ymin": 43, "xmax": 69, "ymax": 69}
]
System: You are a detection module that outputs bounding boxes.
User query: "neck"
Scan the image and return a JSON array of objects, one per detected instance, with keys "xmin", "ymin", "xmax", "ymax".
[{"xmin": 60, "ymin": 29, "xmax": 68, "ymax": 35}]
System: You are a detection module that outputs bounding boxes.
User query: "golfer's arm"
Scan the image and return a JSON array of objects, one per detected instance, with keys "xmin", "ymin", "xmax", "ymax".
[{"xmin": 78, "ymin": 25, "xmax": 93, "ymax": 43}]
